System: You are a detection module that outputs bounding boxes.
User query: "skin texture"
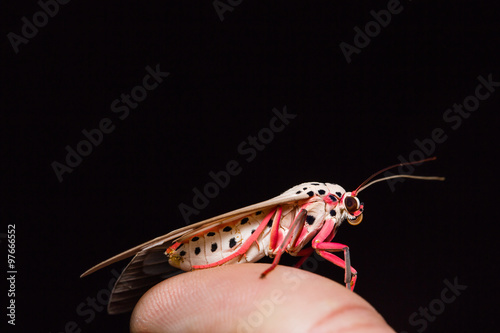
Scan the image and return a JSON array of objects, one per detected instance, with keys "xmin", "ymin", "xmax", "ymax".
[{"xmin": 130, "ymin": 263, "xmax": 395, "ymax": 333}]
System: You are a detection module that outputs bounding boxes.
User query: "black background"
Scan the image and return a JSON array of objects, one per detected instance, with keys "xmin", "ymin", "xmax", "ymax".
[{"xmin": 2, "ymin": 1, "xmax": 498, "ymax": 332}]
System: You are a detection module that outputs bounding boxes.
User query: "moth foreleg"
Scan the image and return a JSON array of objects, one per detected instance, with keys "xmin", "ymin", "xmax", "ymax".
[
  {"xmin": 314, "ymin": 242, "xmax": 357, "ymax": 290},
  {"xmin": 311, "ymin": 218, "xmax": 357, "ymax": 290}
]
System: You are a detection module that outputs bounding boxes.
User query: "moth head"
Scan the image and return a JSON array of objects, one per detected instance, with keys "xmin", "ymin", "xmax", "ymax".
[
  {"xmin": 324, "ymin": 184, "xmax": 363, "ymax": 226},
  {"xmin": 340, "ymin": 157, "xmax": 444, "ymax": 226},
  {"xmin": 340, "ymin": 192, "xmax": 364, "ymax": 225}
]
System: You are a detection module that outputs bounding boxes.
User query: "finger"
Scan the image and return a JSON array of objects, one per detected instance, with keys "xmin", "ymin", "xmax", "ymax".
[{"xmin": 130, "ymin": 263, "xmax": 394, "ymax": 333}]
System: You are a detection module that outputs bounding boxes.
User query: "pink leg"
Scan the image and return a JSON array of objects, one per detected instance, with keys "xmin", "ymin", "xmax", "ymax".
[
  {"xmin": 269, "ymin": 206, "xmax": 283, "ymax": 250},
  {"xmin": 307, "ymin": 219, "xmax": 357, "ymax": 290},
  {"xmin": 260, "ymin": 209, "xmax": 307, "ymax": 278},
  {"xmin": 315, "ymin": 242, "xmax": 357, "ymax": 290}
]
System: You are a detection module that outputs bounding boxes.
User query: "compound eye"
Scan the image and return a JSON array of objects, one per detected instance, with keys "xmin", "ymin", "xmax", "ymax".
[
  {"xmin": 348, "ymin": 213, "xmax": 363, "ymax": 225},
  {"xmin": 344, "ymin": 196, "xmax": 359, "ymax": 213}
]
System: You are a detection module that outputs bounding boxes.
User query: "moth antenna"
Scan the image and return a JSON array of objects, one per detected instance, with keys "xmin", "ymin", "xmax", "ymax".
[
  {"xmin": 352, "ymin": 157, "xmax": 443, "ymax": 196},
  {"xmin": 356, "ymin": 175, "xmax": 445, "ymax": 194}
]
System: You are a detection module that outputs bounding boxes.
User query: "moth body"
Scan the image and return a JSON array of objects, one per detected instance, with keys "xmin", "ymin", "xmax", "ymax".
[{"xmin": 166, "ymin": 182, "xmax": 351, "ymax": 272}]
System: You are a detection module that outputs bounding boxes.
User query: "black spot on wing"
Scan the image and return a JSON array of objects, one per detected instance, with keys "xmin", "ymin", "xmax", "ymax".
[
  {"xmin": 194, "ymin": 247, "xmax": 201, "ymax": 255},
  {"xmin": 207, "ymin": 232, "xmax": 216, "ymax": 237},
  {"xmin": 335, "ymin": 192, "xmax": 342, "ymax": 197},
  {"xmin": 211, "ymin": 243, "xmax": 217, "ymax": 252},
  {"xmin": 267, "ymin": 219, "xmax": 273, "ymax": 228},
  {"xmin": 311, "ymin": 183, "xmax": 320, "ymax": 185},
  {"xmin": 306, "ymin": 215, "xmax": 315, "ymax": 225},
  {"xmin": 307, "ymin": 191, "xmax": 314, "ymax": 197},
  {"xmin": 329, "ymin": 194, "xmax": 337, "ymax": 202},
  {"xmin": 296, "ymin": 191, "xmax": 301, "ymax": 194},
  {"xmin": 318, "ymin": 190, "xmax": 326, "ymax": 195},
  {"xmin": 191, "ymin": 237, "xmax": 199, "ymax": 242},
  {"xmin": 330, "ymin": 210, "xmax": 336, "ymax": 216},
  {"xmin": 241, "ymin": 218, "xmax": 249, "ymax": 225},
  {"xmin": 223, "ymin": 226, "xmax": 232, "ymax": 232},
  {"xmin": 179, "ymin": 250, "xmax": 186, "ymax": 257},
  {"xmin": 229, "ymin": 237, "xmax": 236, "ymax": 248},
  {"xmin": 256, "ymin": 211, "xmax": 262, "ymax": 215},
  {"xmin": 251, "ymin": 229, "xmax": 256, "ymax": 234}
]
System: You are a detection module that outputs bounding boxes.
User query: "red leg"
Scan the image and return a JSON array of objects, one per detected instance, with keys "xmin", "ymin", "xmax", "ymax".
[
  {"xmin": 269, "ymin": 206, "xmax": 283, "ymax": 250},
  {"xmin": 260, "ymin": 209, "xmax": 307, "ymax": 278},
  {"xmin": 307, "ymin": 218, "xmax": 357, "ymax": 290},
  {"xmin": 314, "ymin": 242, "xmax": 357, "ymax": 290}
]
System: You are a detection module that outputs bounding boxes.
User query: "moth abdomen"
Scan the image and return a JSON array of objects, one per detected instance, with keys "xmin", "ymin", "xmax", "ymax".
[{"xmin": 166, "ymin": 208, "xmax": 273, "ymax": 270}]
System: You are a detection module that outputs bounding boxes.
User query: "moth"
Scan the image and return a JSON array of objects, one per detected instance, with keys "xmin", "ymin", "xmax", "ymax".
[{"xmin": 82, "ymin": 157, "xmax": 443, "ymax": 314}]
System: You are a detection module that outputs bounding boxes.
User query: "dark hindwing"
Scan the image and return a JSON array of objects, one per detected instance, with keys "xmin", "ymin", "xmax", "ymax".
[{"xmin": 107, "ymin": 242, "xmax": 183, "ymax": 314}]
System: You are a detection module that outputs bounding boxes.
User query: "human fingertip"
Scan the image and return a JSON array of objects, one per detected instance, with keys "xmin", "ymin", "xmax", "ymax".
[{"xmin": 308, "ymin": 301, "xmax": 395, "ymax": 333}]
